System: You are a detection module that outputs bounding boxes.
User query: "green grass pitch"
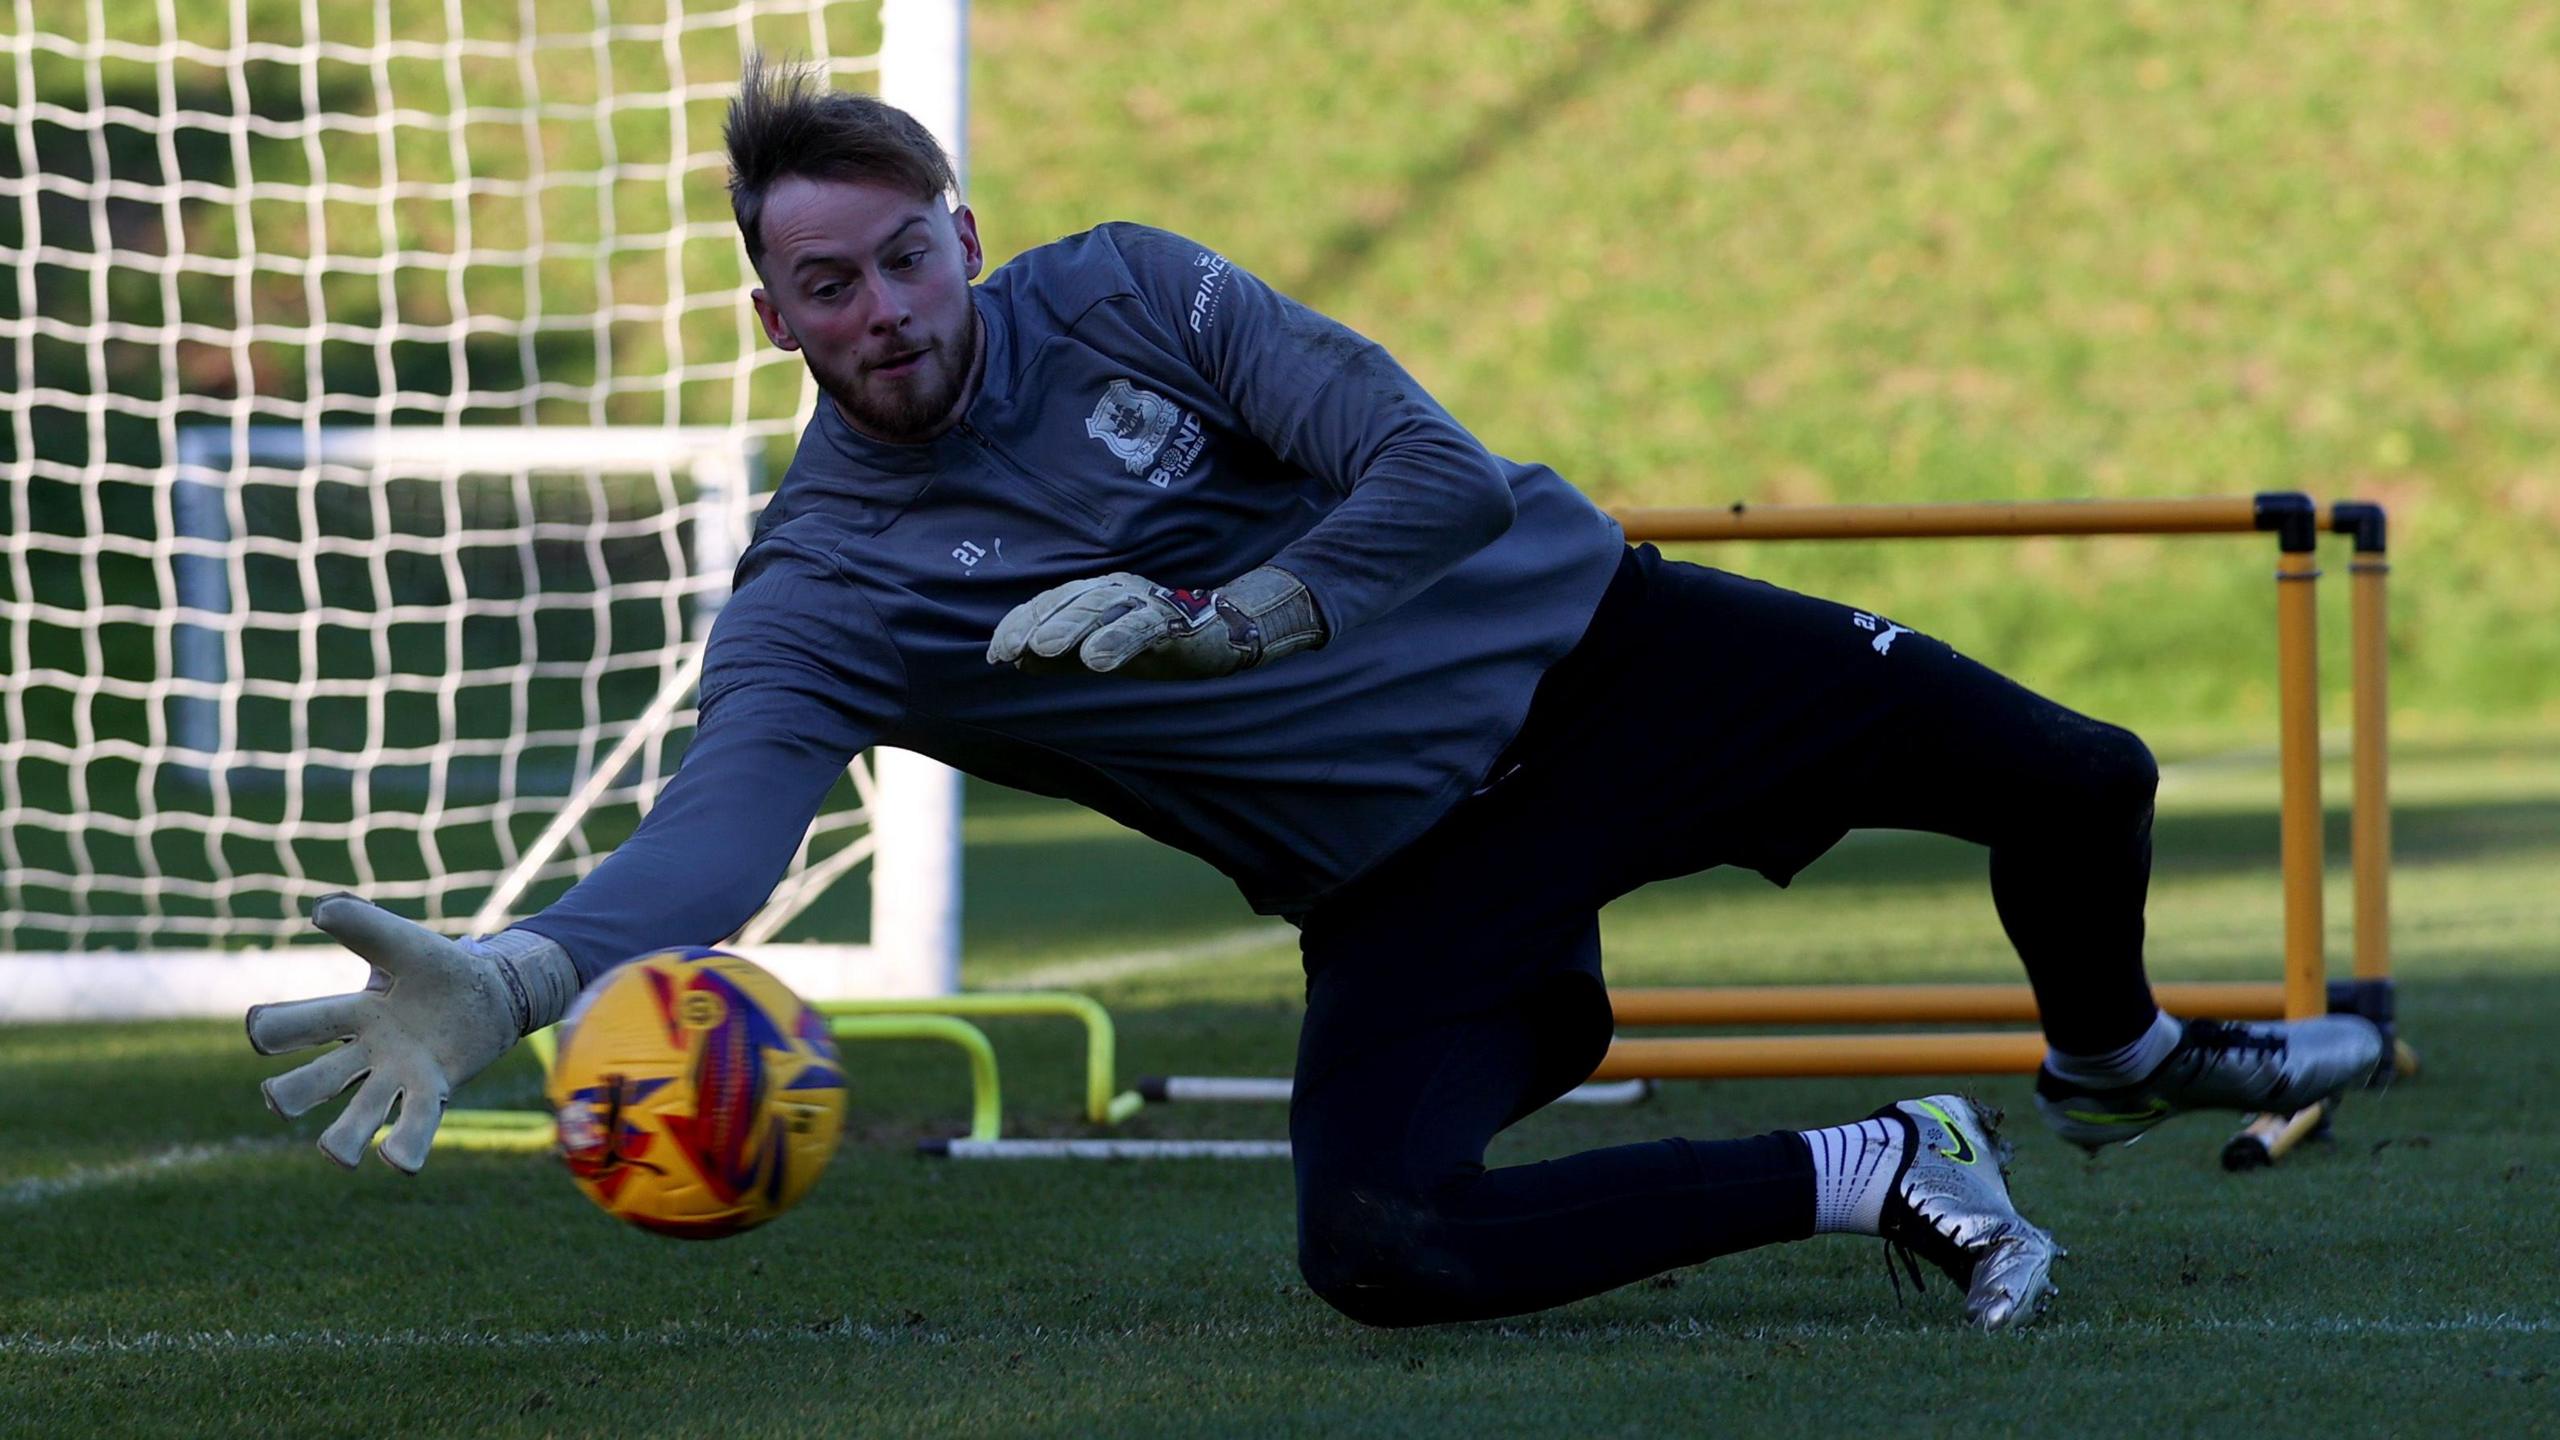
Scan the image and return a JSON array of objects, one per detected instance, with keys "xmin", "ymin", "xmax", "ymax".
[
  {"xmin": 11, "ymin": 3, "xmax": 2560, "ymax": 1429},
  {"xmin": 4, "ymin": 736, "xmax": 2556, "ymax": 1437}
]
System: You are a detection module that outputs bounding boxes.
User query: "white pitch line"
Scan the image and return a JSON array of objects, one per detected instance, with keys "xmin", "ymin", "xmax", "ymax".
[
  {"xmin": 0, "ymin": 1319, "xmax": 954, "ymax": 1358},
  {"xmin": 988, "ymin": 923, "xmax": 1296, "ymax": 991},
  {"xmin": 0, "ymin": 1138, "xmax": 285, "ymax": 1208},
  {"xmin": 4, "ymin": 1312, "xmax": 2552, "ymax": 1359},
  {"xmin": 1648, "ymin": 1313, "xmax": 2560, "ymax": 1342}
]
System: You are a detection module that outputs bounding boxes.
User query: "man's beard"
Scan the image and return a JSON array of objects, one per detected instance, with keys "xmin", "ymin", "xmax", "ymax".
[{"xmin": 811, "ymin": 316, "xmax": 979, "ymax": 444}]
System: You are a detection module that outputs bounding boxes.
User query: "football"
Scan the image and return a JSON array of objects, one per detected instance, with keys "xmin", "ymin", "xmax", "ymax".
[{"xmin": 544, "ymin": 947, "xmax": 846, "ymax": 1239}]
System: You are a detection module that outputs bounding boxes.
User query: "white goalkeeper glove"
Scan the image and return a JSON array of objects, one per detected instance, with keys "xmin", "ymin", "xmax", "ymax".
[
  {"xmin": 245, "ymin": 894, "xmax": 578, "ymax": 1173},
  {"xmin": 986, "ymin": 564, "xmax": 1327, "ymax": 681}
]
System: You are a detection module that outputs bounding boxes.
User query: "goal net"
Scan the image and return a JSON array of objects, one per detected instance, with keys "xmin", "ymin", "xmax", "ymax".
[{"xmin": 2, "ymin": 0, "xmax": 969, "ymax": 1019}]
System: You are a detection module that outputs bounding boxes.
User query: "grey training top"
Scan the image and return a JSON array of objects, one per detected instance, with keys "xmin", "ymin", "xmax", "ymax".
[{"xmin": 524, "ymin": 223, "xmax": 1625, "ymax": 979}]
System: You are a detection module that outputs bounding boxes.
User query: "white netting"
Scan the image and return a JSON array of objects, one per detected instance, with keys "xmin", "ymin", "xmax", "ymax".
[{"xmin": 2, "ymin": 1, "xmax": 906, "ymax": 954}]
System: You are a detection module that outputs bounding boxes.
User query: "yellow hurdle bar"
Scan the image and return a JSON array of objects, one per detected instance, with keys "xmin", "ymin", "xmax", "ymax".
[
  {"xmin": 2336, "ymin": 506, "xmax": 2395, "ymax": 984},
  {"xmin": 1611, "ymin": 493, "xmax": 2342, "ymax": 1014},
  {"xmin": 1614, "ymin": 495, "xmax": 2268, "ymax": 543},
  {"xmin": 2274, "ymin": 545, "xmax": 2328, "ymax": 1019},
  {"xmin": 1609, "ymin": 981, "xmax": 2286, "ymax": 1027},
  {"xmin": 1592, "ymin": 1032, "xmax": 2049, "ymax": 1080}
]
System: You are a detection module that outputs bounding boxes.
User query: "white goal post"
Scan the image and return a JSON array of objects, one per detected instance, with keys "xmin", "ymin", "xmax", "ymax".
[{"xmin": 2, "ymin": 1, "xmax": 971, "ymax": 1020}]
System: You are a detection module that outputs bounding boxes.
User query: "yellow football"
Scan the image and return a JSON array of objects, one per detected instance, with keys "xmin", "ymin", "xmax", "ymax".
[{"xmin": 544, "ymin": 947, "xmax": 845, "ymax": 1239}]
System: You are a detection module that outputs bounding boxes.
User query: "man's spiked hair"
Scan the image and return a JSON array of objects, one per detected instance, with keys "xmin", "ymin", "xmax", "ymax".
[{"xmin": 725, "ymin": 53, "xmax": 957, "ymax": 275}]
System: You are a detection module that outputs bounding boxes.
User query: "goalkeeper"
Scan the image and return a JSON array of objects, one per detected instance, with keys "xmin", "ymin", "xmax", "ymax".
[{"xmin": 248, "ymin": 60, "xmax": 2383, "ymax": 1332}]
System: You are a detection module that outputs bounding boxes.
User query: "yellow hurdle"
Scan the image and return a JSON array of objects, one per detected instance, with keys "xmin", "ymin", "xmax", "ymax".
[
  {"xmin": 1586, "ymin": 495, "xmax": 2404, "ymax": 1151},
  {"xmin": 817, "ymin": 993, "xmax": 1146, "ymax": 1125}
]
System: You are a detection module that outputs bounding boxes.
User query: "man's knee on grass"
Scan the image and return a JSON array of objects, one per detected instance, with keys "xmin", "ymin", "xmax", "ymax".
[{"xmin": 1296, "ymin": 1185, "xmax": 1480, "ymax": 1329}]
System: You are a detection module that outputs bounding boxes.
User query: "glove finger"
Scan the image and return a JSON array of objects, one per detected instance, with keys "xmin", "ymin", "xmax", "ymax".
[
  {"xmin": 989, "ymin": 576, "xmax": 1115, "ymax": 663},
  {"xmin": 260, "ymin": 1040, "xmax": 374, "ymax": 1120},
  {"xmin": 1028, "ymin": 590, "xmax": 1148, "ymax": 659},
  {"xmin": 374, "ymin": 1064, "xmax": 450, "ymax": 1175},
  {"xmin": 309, "ymin": 893, "xmax": 452, "ymax": 981},
  {"xmin": 245, "ymin": 991, "xmax": 372, "ymax": 1056},
  {"xmin": 987, "ymin": 595, "xmax": 1051, "ymax": 664},
  {"xmin": 1079, "ymin": 609, "xmax": 1174, "ymax": 672},
  {"xmin": 316, "ymin": 1069, "xmax": 401, "ymax": 1170}
]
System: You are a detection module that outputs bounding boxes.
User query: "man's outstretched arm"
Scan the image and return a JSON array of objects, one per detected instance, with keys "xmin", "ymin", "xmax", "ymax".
[
  {"xmin": 248, "ymin": 538, "xmax": 903, "ymax": 1170},
  {"xmin": 514, "ymin": 671, "xmax": 889, "ymax": 979}
]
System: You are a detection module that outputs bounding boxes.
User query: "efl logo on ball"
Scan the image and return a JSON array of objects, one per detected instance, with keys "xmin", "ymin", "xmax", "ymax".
[{"xmin": 544, "ymin": 947, "xmax": 845, "ymax": 1239}]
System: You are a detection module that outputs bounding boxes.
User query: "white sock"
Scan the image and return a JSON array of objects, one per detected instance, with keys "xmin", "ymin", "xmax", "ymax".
[
  {"xmin": 1799, "ymin": 1117, "xmax": 1905, "ymax": 1235},
  {"xmin": 2046, "ymin": 1010, "xmax": 2183, "ymax": 1088}
]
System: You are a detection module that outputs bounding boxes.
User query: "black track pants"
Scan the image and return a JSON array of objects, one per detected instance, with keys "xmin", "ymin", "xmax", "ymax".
[{"xmin": 1290, "ymin": 545, "xmax": 2159, "ymax": 1326}]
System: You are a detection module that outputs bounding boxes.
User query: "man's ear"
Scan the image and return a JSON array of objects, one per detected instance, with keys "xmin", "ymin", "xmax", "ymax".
[
  {"xmin": 953, "ymin": 204, "xmax": 984, "ymax": 282},
  {"xmin": 751, "ymin": 289, "xmax": 801, "ymax": 352}
]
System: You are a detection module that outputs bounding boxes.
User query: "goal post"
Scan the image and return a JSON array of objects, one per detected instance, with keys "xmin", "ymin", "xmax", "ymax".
[{"xmin": 2, "ymin": 1, "xmax": 969, "ymax": 1020}]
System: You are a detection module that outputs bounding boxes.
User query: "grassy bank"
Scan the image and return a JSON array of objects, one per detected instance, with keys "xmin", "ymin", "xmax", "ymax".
[{"xmin": 973, "ymin": 0, "xmax": 2560, "ymax": 727}]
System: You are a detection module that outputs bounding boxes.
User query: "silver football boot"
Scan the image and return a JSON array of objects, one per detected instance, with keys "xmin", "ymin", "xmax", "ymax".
[
  {"xmin": 2032, "ymin": 1015, "xmax": 2385, "ymax": 1151},
  {"xmin": 1873, "ymin": 1094, "xmax": 2063, "ymax": 1332}
]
